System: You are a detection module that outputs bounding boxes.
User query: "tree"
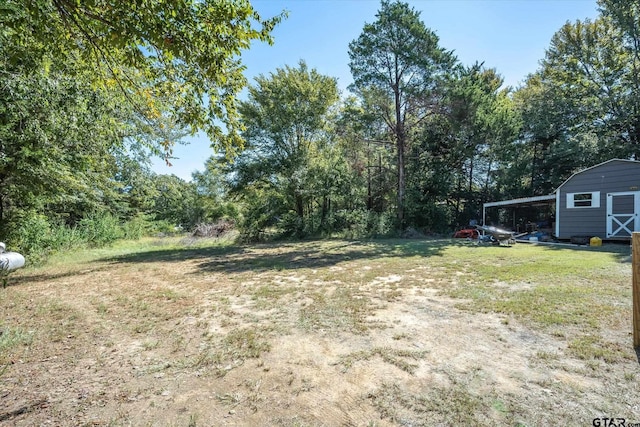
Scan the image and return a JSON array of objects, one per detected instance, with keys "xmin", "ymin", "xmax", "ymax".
[
  {"xmin": 113, "ymin": 157, "xmax": 159, "ymax": 219},
  {"xmin": 0, "ymin": 47, "xmax": 124, "ymax": 229},
  {"xmin": 348, "ymin": 0, "xmax": 456, "ymax": 228},
  {"xmin": 598, "ymin": 0, "xmax": 640, "ymax": 153},
  {"xmin": 509, "ymin": 10, "xmax": 640, "ymax": 196},
  {"xmin": 542, "ymin": 17, "xmax": 632, "ymax": 158},
  {"xmin": 151, "ymin": 174, "xmax": 198, "ymax": 227},
  {"xmin": 335, "ymin": 96, "xmax": 395, "ymax": 215},
  {"xmin": 191, "ymin": 157, "xmax": 238, "ymax": 224},
  {"xmin": 413, "ymin": 64, "xmax": 520, "ymax": 226},
  {"xmin": 510, "ymin": 71, "xmax": 592, "ymax": 196},
  {"xmin": 2, "ymin": 0, "xmax": 285, "ymax": 152},
  {"xmin": 227, "ymin": 61, "xmax": 340, "ymax": 237}
]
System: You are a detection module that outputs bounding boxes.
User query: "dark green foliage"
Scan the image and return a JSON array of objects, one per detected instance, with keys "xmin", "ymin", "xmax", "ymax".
[
  {"xmin": 507, "ymin": 2, "xmax": 640, "ymax": 195},
  {"xmin": 0, "ymin": 51, "xmax": 122, "ymax": 227},
  {"xmin": 78, "ymin": 213, "xmax": 123, "ymax": 247},
  {"xmin": 348, "ymin": 0, "xmax": 457, "ymax": 227},
  {"xmin": 227, "ymin": 61, "xmax": 347, "ymax": 239}
]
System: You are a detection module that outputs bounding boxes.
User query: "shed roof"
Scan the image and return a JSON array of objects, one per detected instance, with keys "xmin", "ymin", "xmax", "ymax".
[
  {"xmin": 483, "ymin": 194, "xmax": 556, "ymax": 209},
  {"xmin": 556, "ymin": 158, "xmax": 640, "ymax": 191}
]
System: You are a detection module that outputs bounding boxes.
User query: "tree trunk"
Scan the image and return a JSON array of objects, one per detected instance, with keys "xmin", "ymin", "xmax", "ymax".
[
  {"xmin": 367, "ymin": 143, "xmax": 373, "ymax": 210},
  {"xmin": 397, "ymin": 135, "xmax": 405, "ymax": 228},
  {"xmin": 294, "ymin": 196, "xmax": 306, "ymax": 235},
  {"xmin": 484, "ymin": 159, "xmax": 493, "ymax": 197},
  {"xmin": 393, "ymin": 61, "xmax": 405, "ymax": 229},
  {"xmin": 468, "ymin": 157, "xmax": 474, "ymax": 194},
  {"xmin": 531, "ymin": 141, "xmax": 538, "ymax": 195},
  {"xmin": 454, "ymin": 174, "xmax": 462, "ymax": 224},
  {"xmin": 321, "ymin": 196, "xmax": 328, "ymax": 228}
]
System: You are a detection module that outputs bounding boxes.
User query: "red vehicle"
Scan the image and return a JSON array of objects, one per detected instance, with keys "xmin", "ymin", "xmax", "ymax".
[{"xmin": 452, "ymin": 228, "xmax": 479, "ymax": 239}]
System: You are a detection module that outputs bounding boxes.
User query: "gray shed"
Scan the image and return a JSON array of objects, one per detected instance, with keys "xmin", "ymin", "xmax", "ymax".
[
  {"xmin": 555, "ymin": 159, "xmax": 640, "ymax": 240},
  {"xmin": 483, "ymin": 159, "xmax": 640, "ymax": 240}
]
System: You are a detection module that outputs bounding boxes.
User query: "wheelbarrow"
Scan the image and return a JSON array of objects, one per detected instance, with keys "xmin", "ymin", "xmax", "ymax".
[{"xmin": 475, "ymin": 225, "xmax": 516, "ymax": 246}]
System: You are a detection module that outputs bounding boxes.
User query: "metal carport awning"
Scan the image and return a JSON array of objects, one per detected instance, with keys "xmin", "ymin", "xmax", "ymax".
[{"xmin": 482, "ymin": 194, "xmax": 556, "ymax": 226}]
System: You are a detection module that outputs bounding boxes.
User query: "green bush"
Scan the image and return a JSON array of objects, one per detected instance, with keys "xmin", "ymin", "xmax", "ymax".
[
  {"xmin": 122, "ymin": 213, "xmax": 153, "ymax": 240},
  {"xmin": 78, "ymin": 212, "xmax": 123, "ymax": 246},
  {"xmin": 331, "ymin": 209, "xmax": 395, "ymax": 239},
  {"xmin": 279, "ymin": 211, "xmax": 304, "ymax": 237},
  {"xmin": 150, "ymin": 220, "xmax": 179, "ymax": 234},
  {"xmin": 49, "ymin": 223, "xmax": 84, "ymax": 251},
  {"xmin": 4, "ymin": 211, "xmax": 53, "ymax": 263},
  {"xmin": 0, "ymin": 210, "xmax": 185, "ymax": 265}
]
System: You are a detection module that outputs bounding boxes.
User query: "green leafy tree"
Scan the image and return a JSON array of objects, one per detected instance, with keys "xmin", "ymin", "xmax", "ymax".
[
  {"xmin": 598, "ymin": 0, "xmax": 640, "ymax": 156},
  {"xmin": 443, "ymin": 65, "xmax": 520, "ymax": 223},
  {"xmin": 2, "ymin": 0, "xmax": 284, "ymax": 152},
  {"xmin": 228, "ymin": 61, "xmax": 340, "ymax": 237},
  {"xmin": 334, "ymin": 96, "xmax": 395, "ymax": 215},
  {"xmin": 191, "ymin": 157, "xmax": 238, "ymax": 224},
  {"xmin": 542, "ymin": 17, "xmax": 630, "ymax": 159},
  {"xmin": 348, "ymin": 0, "xmax": 456, "ymax": 228},
  {"xmin": 510, "ymin": 71, "xmax": 594, "ymax": 196},
  {"xmin": 151, "ymin": 174, "xmax": 198, "ymax": 228},
  {"xmin": 510, "ymin": 8, "xmax": 640, "ymax": 196},
  {"xmin": 113, "ymin": 157, "xmax": 159, "ymax": 219},
  {"xmin": 0, "ymin": 50, "xmax": 124, "ymax": 230}
]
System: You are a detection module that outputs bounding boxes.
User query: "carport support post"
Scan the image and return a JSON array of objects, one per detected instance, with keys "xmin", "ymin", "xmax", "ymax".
[{"xmin": 633, "ymin": 232, "xmax": 640, "ymax": 347}]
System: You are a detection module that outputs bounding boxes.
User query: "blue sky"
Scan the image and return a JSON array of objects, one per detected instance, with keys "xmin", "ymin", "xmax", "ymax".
[{"xmin": 152, "ymin": 0, "xmax": 600, "ymax": 180}]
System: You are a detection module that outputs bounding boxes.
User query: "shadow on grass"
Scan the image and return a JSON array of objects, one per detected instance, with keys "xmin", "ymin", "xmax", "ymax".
[
  {"xmin": 103, "ymin": 238, "xmax": 464, "ymax": 274},
  {"xmin": 517, "ymin": 240, "xmax": 632, "ymax": 262},
  {"xmin": 8, "ymin": 265, "xmax": 114, "ymax": 286}
]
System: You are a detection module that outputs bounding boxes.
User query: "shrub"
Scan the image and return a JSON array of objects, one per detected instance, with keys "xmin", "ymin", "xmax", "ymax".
[
  {"xmin": 78, "ymin": 212, "xmax": 123, "ymax": 246},
  {"xmin": 3, "ymin": 211, "xmax": 53, "ymax": 263},
  {"xmin": 150, "ymin": 220, "xmax": 179, "ymax": 235},
  {"xmin": 332, "ymin": 209, "xmax": 395, "ymax": 239},
  {"xmin": 122, "ymin": 213, "xmax": 154, "ymax": 240},
  {"xmin": 48, "ymin": 223, "xmax": 84, "ymax": 251}
]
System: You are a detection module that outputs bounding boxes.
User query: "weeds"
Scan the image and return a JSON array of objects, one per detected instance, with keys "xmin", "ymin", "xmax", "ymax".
[
  {"xmin": 368, "ymin": 382, "xmax": 487, "ymax": 426},
  {"xmin": 0, "ymin": 325, "xmax": 33, "ymax": 366},
  {"xmin": 298, "ymin": 288, "xmax": 374, "ymax": 334},
  {"xmin": 336, "ymin": 347, "xmax": 428, "ymax": 374},
  {"xmin": 188, "ymin": 327, "xmax": 272, "ymax": 376},
  {"xmin": 1, "ymin": 237, "xmax": 635, "ymax": 425},
  {"xmin": 567, "ymin": 335, "xmax": 630, "ymax": 363}
]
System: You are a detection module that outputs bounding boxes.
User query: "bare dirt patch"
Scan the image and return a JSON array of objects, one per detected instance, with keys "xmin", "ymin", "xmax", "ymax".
[{"xmin": 1, "ymin": 239, "xmax": 639, "ymax": 426}]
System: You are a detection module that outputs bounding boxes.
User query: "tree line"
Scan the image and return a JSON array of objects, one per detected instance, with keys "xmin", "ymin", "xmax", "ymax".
[{"xmin": 1, "ymin": 0, "xmax": 638, "ymax": 259}]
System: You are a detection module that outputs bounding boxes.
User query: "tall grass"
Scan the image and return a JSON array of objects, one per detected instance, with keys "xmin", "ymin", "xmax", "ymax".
[{"xmin": 2, "ymin": 211, "xmax": 167, "ymax": 265}]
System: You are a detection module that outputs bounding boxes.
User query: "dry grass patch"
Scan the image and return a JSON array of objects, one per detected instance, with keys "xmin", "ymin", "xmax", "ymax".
[
  {"xmin": 1, "ymin": 237, "xmax": 638, "ymax": 426},
  {"xmin": 336, "ymin": 347, "xmax": 429, "ymax": 374},
  {"xmin": 298, "ymin": 287, "xmax": 379, "ymax": 334}
]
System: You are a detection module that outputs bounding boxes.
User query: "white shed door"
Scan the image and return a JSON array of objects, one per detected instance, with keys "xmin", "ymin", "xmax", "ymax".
[{"xmin": 606, "ymin": 191, "xmax": 640, "ymax": 238}]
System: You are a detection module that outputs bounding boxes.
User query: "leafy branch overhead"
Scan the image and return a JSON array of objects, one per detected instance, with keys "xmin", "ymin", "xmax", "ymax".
[{"xmin": 4, "ymin": 0, "xmax": 285, "ymax": 151}]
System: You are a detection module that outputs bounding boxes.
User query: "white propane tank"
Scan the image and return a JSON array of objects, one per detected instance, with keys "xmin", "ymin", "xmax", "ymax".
[
  {"xmin": 0, "ymin": 251, "xmax": 25, "ymax": 271},
  {"xmin": 0, "ymin": 242, "xmax": 25, "ymax": 288}
]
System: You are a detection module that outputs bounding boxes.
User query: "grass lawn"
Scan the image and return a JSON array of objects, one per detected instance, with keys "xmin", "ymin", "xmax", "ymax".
[{"xmin": 1, "ymin": 237, "xmax": 638, "ymax": 426}]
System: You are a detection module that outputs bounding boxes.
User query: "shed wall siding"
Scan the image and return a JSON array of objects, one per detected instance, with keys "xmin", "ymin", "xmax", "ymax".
[{"xmin": 558, "ymin": 160, "xmax": 640, "ymax": 239}]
